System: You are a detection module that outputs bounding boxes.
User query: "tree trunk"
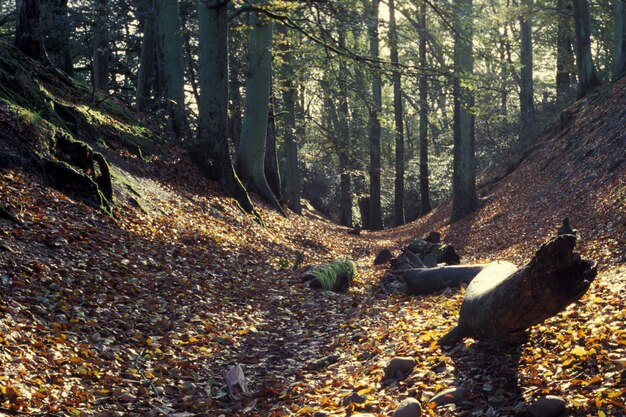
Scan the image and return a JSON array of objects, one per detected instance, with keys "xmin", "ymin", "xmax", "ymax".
[
  {"xmin": 368, "ymin": 0, "xmax": 383, "ymax": 230},
  {"xmin": 389, "ymin": 0, "xmax": 405, "ymax": 227},
  {"xmin": 337, "ymin": 30, "xmax": 354, "ymax": 228},
  {"xmin": 16, "ymin": 0, "xmax": 48, "ymax": 63},
  {"xmin": 403, "ymin": 263, "xmax": 515, "ymax": 296},
  {"xmin": 136, "ymin": 0, "xmax": 156, "ymax": 112},
  {"xmin": 92, "ymin": 0, "xmax": 109, "ymax": 92},
  {"xmin": 614, "ymin": 0, "xmax": 626, "ymax": 80},
  {"xmin": 278, "ymin": 24, "xmax": 301, "ymax": 214},
  {"xmin": 439, "ymin": 235, "xmax": 597, "ymax": 347},
  {"xmin": 572, "ymin": 0, "xmax": 601, "ymax": 98},
  {"xmin": 451, "ymin": 0, "xmax": 477, "ymax": 222},
  {"xmin": 235, "ymin": 0, "xmax": 284, "ymax": 214},
  {"xmin": 264, "ymin": 81, "xmax": 283, "ymax": 202},
  {"xmin": 195, "ymin": 0, "xmax": 259, "ymax": 220},
  {"xmin": 156, "ymin": 0, "xmax": 189, "ymax": 140},
  {"xmin": 41, "ymin": 0, "xmax": 72, "ymax": 74},
  {"xmin": 519, "ymin": 0, "xmax": 535, "ymax": 143},
  {"xmin": 418, "ymin": 1, "xmax": 432, "ymax": 216},
  {"xmin": 556, "ymin": 0, "xmax": 575, "ymax": 106}
]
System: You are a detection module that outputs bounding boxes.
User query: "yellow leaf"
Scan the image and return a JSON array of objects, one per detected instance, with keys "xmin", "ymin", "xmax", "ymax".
[
  {"xmin": 598, "ymin": 411, "xmax": 606, "ymax": 417},
  {"xmin": 607, "ymin": 390, "xmax": 623, "ymax": 398},
  {"xmin": 570, "ymin": 346, "xmax": 587, "ymax": 357}
]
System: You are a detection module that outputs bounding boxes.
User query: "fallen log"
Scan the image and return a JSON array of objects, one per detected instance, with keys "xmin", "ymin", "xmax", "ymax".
[
  {"xmin": 302, "ymin": 260, "xmax": 356, "ymax": 292},
  {"xmin": 403, "ymin": 262, "xmax": 516, "ymax": 295},
  {"xmin": 438, "ymin": 235, "xmax": 597, "ymax": 347},
  {"xmin": 407, "ymin": 237, "xmax": 460, "ymax": 266}
]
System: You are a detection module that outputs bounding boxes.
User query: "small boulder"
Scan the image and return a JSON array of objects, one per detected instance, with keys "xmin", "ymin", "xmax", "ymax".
[
  {"xmin": 383, "ymin": 357, "xmax": 416, "ymax": 380},
  {"xmin": 428, "ymin": 387, "xmax": 468, "ymax": 407},
  {"xmin": 393, "ymin": 398, "xmax": 422, "ymax": 417},
  {"xmin": 424, "ymin": 231, "xmax": 441, "ymax": 243},
  {"xmin": 374, "ymin": 249, "xmax": 394, "ymax": 265},
  {"xmin": 342, "ymin": 392, "xmax": 366, "ymax": 406},
  {"xmin": 528, "ymin": 395, "xmax": 566, "ymax": 417}
]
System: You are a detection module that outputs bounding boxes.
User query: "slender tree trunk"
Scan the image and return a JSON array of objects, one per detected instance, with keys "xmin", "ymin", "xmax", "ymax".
[
  {"xmin": 519, "ymin": 0, "xmax": 535, "ymax": 142},
  {"xmin": 156, "ymin": 0, "xmax": 189, "ymax": 140},
  {"xmin": 614, "ymin": 0, "xmax": 626, "ymax": 79},
  {"xmin": 418, "ymin": 1, "xmax": 432, "ymax": 216},
  {"xmin": 367, "ymin": 0, "xmax": 383, "ymax": 230},
  {"xmin": 235, "ymin": 0, "xmax": 284, "ymax": 214},
  {"xmin": 389, "ymin": 0, "xmax": 405, "ymax": 227},
  {"xmin": 195, "ymin": 0, "xmax": 258, "ymax": 218},
  {"xmin": 278, "ymin": 24, "xmax": 301, "ymax": 214},
  {"xmin": 556, "ymin": 0, "xmax": 575, "ymax": 105},
  {"xmin": 183, "ymin": 17, "xmax": 200, "ymax": 109},
  {"xmin": 451, "ymin": 0, "xmax": 477, "ymax": 222},
  {"xmin": 16, "ymin": 0, "xmax": 49, "ymax": 63},
  {"xmin": 92, "ymin": 0, "xmax": 109, "ymax": 92},
  {"xmin": 136, "ymin": 1, "xmax": 156, "ymax": 112},
  {"xmin": 337, "ymin": 31, "xmax": 353, "ymax": 228},
  {"xmin": 265, "ymin": 81, "xmax": 283, "ymax": 202},
  {"xmin": 572, "ymin": 0, "xmax": 601, "ymax": 98}
]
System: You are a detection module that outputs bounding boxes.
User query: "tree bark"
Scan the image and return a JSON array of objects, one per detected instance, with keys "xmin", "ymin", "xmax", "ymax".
[
  {"xmin": 235, "ymin": 0, "xmax": 284, "ymax": 214},
  {"xmin": 156, "ymin": 0, "xmax": 189, "ymax": 140},
  {"xmin": 403, "ymin": 262, "xmax": 515, "ymax": 295},
  {"xmin": 439, "ymin": 235, "xmax": 597, "ymax": 346},
  {"xmin": 278, "ymin": 24, "xmax": 302, "ymax": 214},
  {"xmin": 195, "ymin": 0, "xmax": 259, "ymax": 220},
  {"xmin": 451, "ymin": 0, "xmax": 477, "ymax": 222},
  {"xmin": 556, "ymin": 0, "xmax": 575, "ymax": 106},
  {"xmin": 367, "ymin": 0, "xmax": 383, "ymax": 230},
  {"xmin": 572, "ymin": 0, "xmax": 601, "ymax": 98},
  {"xmin": 389, "ymin": 0, "xmax": 405, "ymax": 227},
  {"xmin": 418, "ymin": 1, "xmax": 432, "ymax": 216},
  {"xmin": 16, "ymin": 0, "xmax": 48, "ymax": 63},
  {"xmin": 264, "ymin": 81, "xmax": 283, "ymax": 202},
  {"xmin": 92, "ymin": 0, "xmax": 109, "ymax": 92}
]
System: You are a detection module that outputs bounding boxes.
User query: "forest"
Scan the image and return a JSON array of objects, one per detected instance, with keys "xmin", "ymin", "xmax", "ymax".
[{"xmin": 0, "ymin": 0, "xmax": 625, "ymax": 416}]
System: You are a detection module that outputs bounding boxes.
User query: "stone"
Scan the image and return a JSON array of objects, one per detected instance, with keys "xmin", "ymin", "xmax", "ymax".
[
  {"xmin": 528, "ymin": 395, "xmax": 566, "ymax": 417},
  {"xmin": 428, "ymin": 387, "xmax": 468, "ymax": 407},
  {"xmin": 374, "ymin": 249, "xmax": 394, "ymax": 265},
  {"xmin": 393, "ymin": 397, "xmax": 422, "ymax": 417},
  {"xmin": 341, "ymin": 392, "xmax": 366, "ymax": 406},
  {"xmin": 383, "ymin": 357, "xmax": 416, "ymax": 380}
]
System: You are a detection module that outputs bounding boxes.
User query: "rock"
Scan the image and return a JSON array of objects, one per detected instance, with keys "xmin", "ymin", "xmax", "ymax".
[
  {"xmin": 374, "ymin": 249, "xmax": 394, "ymax": 265},
  {"xmin": 393, "ymin": 398, "xmax": 422, "ymax": 417},
  {"xmin": 342, "ymin": 392, "xmax": 366, "ymax": 406},
  {"xmin": 424, "ymin": 231, "xmax": 441, "ymax": 243},
  {"xmin": 528, "ymin": 395, "xmax": 566, "ymax": 417},
  {"xmin": 383, "ymin": 357, "xmax": 416, "ymax": 380},
  {"xmin": 428, "ymin": 387, "xmax": 468, "ymax": 407}
]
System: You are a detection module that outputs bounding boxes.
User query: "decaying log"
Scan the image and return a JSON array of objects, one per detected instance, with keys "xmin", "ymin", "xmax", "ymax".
[
  {"xmin": 407, "ymin": 237, "xmax": 460, "ymax": 266},
  {"xmin": 302, "ymin": 260, "xmax": 356, "ymax": 292},
  {"xmin": 403, "ymin": 262, "xmax": 516, "ymax": 295},
  {"xmin": 438, "ymin": 235, "xmax": 597, "ymax": 347},
  {"xmin": 391, "ymin": 249, "xmax": 426, "ymax": 271}
]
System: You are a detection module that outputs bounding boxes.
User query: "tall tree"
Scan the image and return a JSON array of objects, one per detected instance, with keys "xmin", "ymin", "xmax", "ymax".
[
  {"xmin": 277, "ymin": 23, "xmax": 301, "ymax": 214},
  {"xmin": 136, "ymin": 0, "xmax": 157, "ymax": 112},
  {"xmin": 265, "ymin": 81, "xmax": 283, "ymax": 202},
  {"xmin": 418, "ymin": 0, "xmax": 432, "ymax": 216},
  {"xmin": 556, "ymin": 0, "xmax": 576, "ymax": 105},
  {"xmin": 451, "ymin": 0, "xmax": 477, "ymax": 222},
  {"xmin": 336, "ymin": 29, "xmax": 354, "ymax": 227},
  {"xmin": 156, "ymin": 0, "xmax": 189, "ymax": 140},
  {"xmin": 519, "ymin": 0, "xmax": 535, "ymax": 142},
  {"xmin": 614, "ymin": 0, "xmax": 626, "ymax": 79},
  {"xmin": 389, "ymin": 0, "xmax": 405, "ymax": 226},
  {"xmin": 235, "ymin": 0, "xmax": 284, "ymax": 214},
  {"xmin": 16, "ymin": 0, "xmax": 48, "ymax": 63},
  {"xmin": 572, "ymin": 0, "xmax": 601, "ymax": 97},
  {"xmin": 195, "ymin": 0, "xmax": 257, "ymax": 217},
  {"xmin": 367, "ymin": 0, "xmax": 383, "ymax": 230},
  {"xmin": 92, "ymin": 0, "xmax": 109, "ymax": 92}
]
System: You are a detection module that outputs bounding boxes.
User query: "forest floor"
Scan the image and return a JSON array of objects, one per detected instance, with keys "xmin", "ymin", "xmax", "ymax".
[{"xmin": 1, "ymin": 75, "xmax": 625, "ymax": 417}]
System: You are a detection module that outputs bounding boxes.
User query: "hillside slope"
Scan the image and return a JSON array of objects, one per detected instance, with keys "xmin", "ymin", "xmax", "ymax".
[{"xmin": 0, "ymin": 44, "xmax": 625, "ymax": 416}]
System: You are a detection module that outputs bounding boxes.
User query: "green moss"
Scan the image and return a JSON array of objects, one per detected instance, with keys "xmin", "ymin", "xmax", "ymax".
[{"xmin": 310, "ymin": 260, "xmax": 356, "ymax": 291}]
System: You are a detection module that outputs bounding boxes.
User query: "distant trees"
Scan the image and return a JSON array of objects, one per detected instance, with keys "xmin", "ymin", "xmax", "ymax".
[{"xmin": 572, "ymin": 0, "xmax": 601, "ymax": 97}]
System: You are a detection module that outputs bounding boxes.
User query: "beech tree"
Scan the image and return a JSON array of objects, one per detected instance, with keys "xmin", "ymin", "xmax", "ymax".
[
  {"xmin": 92, "ymin": 0, "xmax": 109, "ymax": 92},
  {"xmin": 235, "ymin": 0, "xmax": 284, "ymax": 214},
  {"xmin": 451, "ymin": 0, "xmax": 477, "ymax": 222},
  {"xmin": 572, "ymin": 0, "xmax": 601, "ymax": 97},
  {"xmin": 15, "ymin": 0, "xmax": 48, "ymax": 63}
]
